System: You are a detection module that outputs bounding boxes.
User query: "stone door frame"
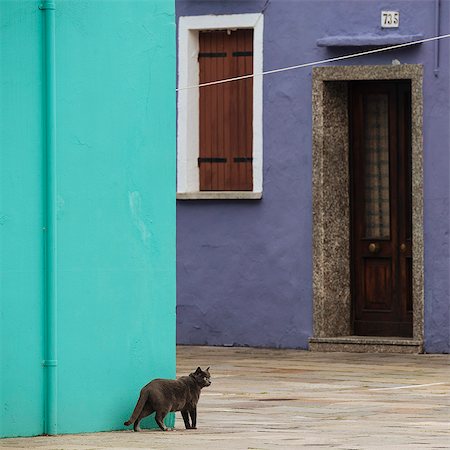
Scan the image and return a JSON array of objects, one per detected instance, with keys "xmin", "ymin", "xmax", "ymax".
[{"xmin": 310, "ymin": 65, "xmax": 424, "ymax": 353}]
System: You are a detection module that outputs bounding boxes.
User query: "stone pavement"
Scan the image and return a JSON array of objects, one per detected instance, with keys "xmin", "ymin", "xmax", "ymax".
[{"xmin": 1, "ymin": 346, "xmax": 449, "ymax": 449}]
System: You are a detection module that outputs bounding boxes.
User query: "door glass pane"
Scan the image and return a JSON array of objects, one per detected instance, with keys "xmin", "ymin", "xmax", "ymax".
[{"xmin": 364, "ymin": 94, "xmax": 390, "ymax": 239}]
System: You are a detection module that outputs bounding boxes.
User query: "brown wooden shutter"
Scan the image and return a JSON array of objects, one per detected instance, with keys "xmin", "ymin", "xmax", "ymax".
[{"xmin": 198, "ymin": 29, "xmax": 253, "ymax": 191}]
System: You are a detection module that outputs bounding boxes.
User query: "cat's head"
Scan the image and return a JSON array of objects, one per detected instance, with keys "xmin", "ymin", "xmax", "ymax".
[{"xmin": 190, "ymin": 366, "xmax": 211, "ymax": 388}]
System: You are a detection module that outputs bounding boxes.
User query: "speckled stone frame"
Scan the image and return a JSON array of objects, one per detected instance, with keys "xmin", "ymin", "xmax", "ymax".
[{"xmin": 310, "ymin": 65, "xmax": 424, "ymax": 353}]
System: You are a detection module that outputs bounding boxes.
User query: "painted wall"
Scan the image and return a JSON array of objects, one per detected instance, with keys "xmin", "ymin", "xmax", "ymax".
[
  {"xmin": 1, "ymin": 1, "xmax": 45, "ymax": 437},
  {"xmin": 1, "ymin": 0, "xmax": 176, "ymax": 437},
  {"xmin": 176, "ymin": 0, "xmax": 450, "ymax": 352}
]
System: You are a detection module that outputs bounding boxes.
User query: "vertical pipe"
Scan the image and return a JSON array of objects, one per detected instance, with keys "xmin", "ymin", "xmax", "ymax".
[
  {"xmin": 434, "ymin": 0, "xmax": 441, "ymax": 77},
  {"xmin": 39, "ymin": 0, "xmax": 57, "ymax": 435}
]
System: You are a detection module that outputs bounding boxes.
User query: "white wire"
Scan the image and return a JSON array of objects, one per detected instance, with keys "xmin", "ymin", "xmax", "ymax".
[{"xmin": 176, "ymin": 33, "xmax": 450, "ymax": 91}]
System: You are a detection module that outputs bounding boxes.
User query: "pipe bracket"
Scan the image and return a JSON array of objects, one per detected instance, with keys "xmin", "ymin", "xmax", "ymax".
[
  {"xmin": 43, "ymin": 360, "xmax": 58, "ymax": 367},
  {"xmin": 39, "ymin": 2, "xmax": 56, "ymax": 10}
]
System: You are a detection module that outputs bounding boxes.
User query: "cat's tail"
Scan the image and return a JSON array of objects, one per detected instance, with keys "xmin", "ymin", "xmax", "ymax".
[{"xmin": 124, "ymin": 391, "xmax": 147, "ymax": 426}]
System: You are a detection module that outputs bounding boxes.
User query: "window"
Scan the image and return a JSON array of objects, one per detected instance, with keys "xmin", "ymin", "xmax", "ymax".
[{"xmin": 177, "ymin": 14, "xmax": 263, "ymax": 199}]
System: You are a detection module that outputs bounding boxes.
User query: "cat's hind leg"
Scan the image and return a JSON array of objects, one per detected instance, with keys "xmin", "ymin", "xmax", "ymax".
[
  {"xmin": 155, "ymin": 410, "xmax": 169, "ymax": 431},
  {"xmin": 133, "ymin": 407, "xmax": 154, "ymax": 432}
]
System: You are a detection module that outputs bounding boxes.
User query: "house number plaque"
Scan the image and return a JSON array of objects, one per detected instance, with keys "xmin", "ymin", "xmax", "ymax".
[{"xmin": 381, "ymin": 11, "xmax": 399, "ymax": 28}]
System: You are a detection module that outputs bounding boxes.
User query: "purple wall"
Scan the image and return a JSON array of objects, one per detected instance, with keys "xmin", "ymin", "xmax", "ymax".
[{"xmin": 176, "ymin": 0, "xmax": 450, "ymax": 352}]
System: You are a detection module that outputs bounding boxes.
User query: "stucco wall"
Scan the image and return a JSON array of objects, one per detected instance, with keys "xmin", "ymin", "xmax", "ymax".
[
  {"xmin": 1, "ymin": 1, "xmax": 45, "ymax": 437},
  {"xmin": 176, "ymin": 0, "xmax": 450, "ymax": 352},
  {"xmin": 1, "ymin": 0, "xmax": 176, "ymax": 437}
]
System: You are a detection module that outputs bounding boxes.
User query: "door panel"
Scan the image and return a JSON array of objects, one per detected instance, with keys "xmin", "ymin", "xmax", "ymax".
[
  {"xmin": 363, "ymin": 258, "xmax": 392, "ymax": 311},
  {"xmin": 350, "ymin": 81, "xmax": 412, "ymax": 337}
]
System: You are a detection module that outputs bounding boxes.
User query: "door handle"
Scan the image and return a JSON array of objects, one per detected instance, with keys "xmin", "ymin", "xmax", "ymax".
[
  {"xmin": 368, "ymin": 243, "xmax": 380, "ymax": 253},
  {"xmin": 400, "ymin": 243, "xmax": 407, "ymax": 253}
]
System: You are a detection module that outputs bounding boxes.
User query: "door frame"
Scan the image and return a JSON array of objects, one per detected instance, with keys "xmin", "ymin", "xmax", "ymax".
[{"xmin": 310, "ymin": 65, "xmax": 423, "ymax": 349}]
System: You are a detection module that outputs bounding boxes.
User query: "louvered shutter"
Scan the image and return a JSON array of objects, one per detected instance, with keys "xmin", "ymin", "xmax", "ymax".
[{"xmin": 198, "ymin": 29, "xmax": 253, "ymax": 191}]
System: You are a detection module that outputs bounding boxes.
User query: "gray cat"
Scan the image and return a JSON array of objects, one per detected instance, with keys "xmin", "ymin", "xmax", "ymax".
[{"xmin": 124, "ymin": 367, "xmax": 211, "ymax": 431}]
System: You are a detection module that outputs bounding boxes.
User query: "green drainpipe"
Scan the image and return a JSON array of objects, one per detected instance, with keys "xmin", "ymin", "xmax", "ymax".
[{"xmin": 39, "ymin": 0, "xmax": 57, "ymax": 436}]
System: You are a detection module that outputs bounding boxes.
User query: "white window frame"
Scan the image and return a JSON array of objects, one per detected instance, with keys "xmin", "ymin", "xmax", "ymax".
[{"xmin": 177, "ymin": 14, "xmax": 264, "ymax": 200}]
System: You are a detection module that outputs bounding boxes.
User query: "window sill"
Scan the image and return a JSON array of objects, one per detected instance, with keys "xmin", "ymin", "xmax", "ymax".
[{"xmin": 176, "ymin": 191, "xmax": 263, "ymax": 200}]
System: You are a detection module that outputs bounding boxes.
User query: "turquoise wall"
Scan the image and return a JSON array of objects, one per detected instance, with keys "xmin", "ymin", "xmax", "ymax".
[
  {"xmin": 0, "ymin": 1, "xmax": 45, "ymax": 438},
  {"xmin": 1, "ymin": 0, "xmax": 176, "ymax": 437}
]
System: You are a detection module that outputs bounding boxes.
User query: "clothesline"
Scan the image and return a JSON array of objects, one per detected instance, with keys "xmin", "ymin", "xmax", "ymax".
[{"xmin": 176, "ymin": 33, "xmax": 450, "ymax": 91}]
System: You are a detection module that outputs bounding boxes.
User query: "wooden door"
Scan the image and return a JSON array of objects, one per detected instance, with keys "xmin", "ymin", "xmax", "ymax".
[{"xmin": 350, "ymin": 81, "xmax": 412, "ymax": 337}]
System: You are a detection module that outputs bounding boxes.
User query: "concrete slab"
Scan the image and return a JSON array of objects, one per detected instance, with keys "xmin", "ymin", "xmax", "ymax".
[{"xmin": 1, "ymin": 346, "xmax": 449, "ymax": 449}]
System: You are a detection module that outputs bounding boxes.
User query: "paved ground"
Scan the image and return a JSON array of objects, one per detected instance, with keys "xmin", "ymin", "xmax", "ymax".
[{"xmin": 1, "ymin": 346, "xmax": 449, "ymax": 449}]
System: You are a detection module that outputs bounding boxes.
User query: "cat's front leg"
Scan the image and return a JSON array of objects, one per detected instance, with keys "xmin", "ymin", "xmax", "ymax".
[
  {"xmin": 189, "ymin": 408, "xmax": 197, "ymax": 429},
  {"xmin": 181, "ymin": 409, "xmax": 191, "ymax": 429}
]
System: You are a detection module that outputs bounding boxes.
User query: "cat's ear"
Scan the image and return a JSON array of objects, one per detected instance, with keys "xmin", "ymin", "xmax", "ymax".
[
  {"xmin": 206, "ymin": 366, "xmax": 210, "ymax": 371},
  {"xmin": 195, "ymin": 367, "xmax": 202, "ymax": 374}
]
